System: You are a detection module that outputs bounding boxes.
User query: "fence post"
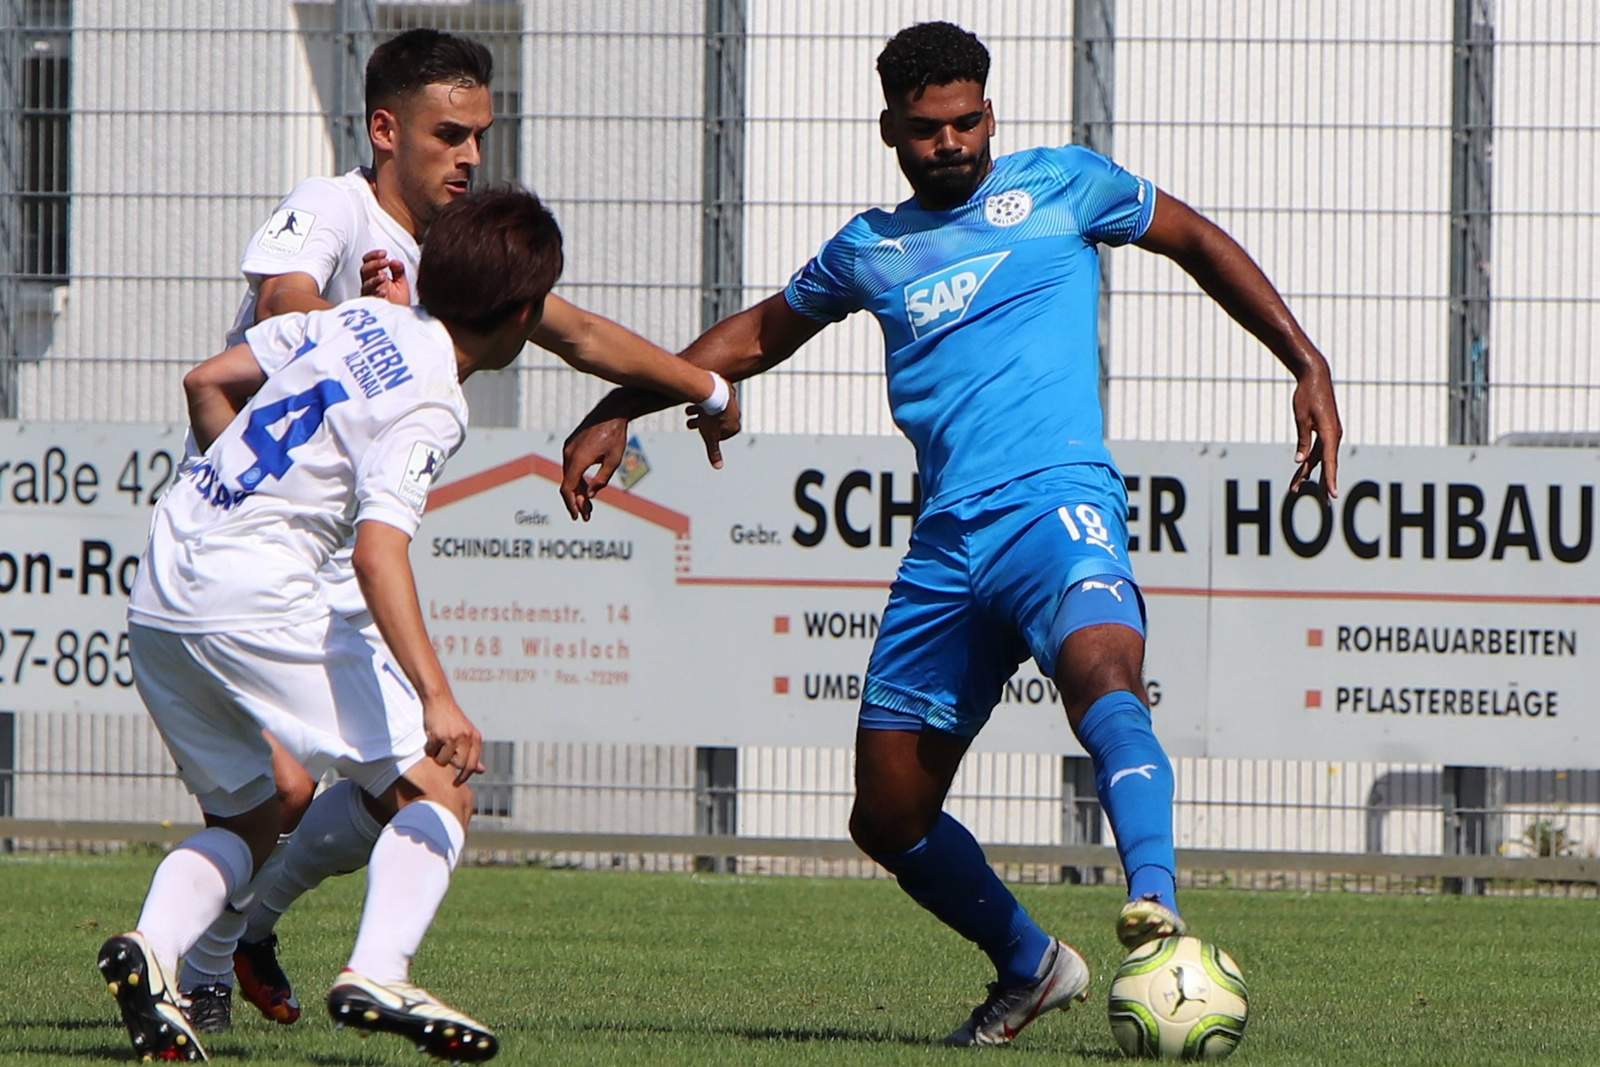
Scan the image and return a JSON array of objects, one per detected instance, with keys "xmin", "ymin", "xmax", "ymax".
[
  {"xmin": 692, "ymin": 0, "xmax": 746, "ymax": 875},
  {"xmin": 1441, "ymin": 766, "xmax": 1505, "ymax": 895},
  {"xmin": 1061, "ymin": 756, "xmax": 1104, "ymax": 884},
  {"xmin": 0, "ymin": 711, "xmax": 14, "ymax": 853},
  {"xmin": 1448, "ymin": 0, "xmax": 1494, "ymax": 446},
  {"xmin": 694, "ymin": 746, "xmax": 737, "ymax": 874},
  {"xmin": 1073, "ymin": 0, "xmax": 1115, "ymax": 414},
  {"xmin": 1067, "ymin": 1, "xmax": 1115, "ymax": 882},
  {"xmin": 333, "ymin": 0, "xmax": 377, "ymax": 175},
  {"xmin": 0, "ymin": 4, "xmax": 19, "ymax": 413},
  {"xmin": 1443, "ymin": 0, "xmax": 1500, "ymax": 895},
  {"xmin": 700, "ymin": 0, "xmax": 745, "ymax": 330}
]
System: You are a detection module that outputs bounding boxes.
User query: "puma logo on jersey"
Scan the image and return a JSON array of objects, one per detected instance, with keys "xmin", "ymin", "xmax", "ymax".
[
  {"xmin": 874, "ymin": 236, "xmax": 908, "ymax": 253},
  {"xmin": 903, "ymin": 251, "xmax": 1008, "ymax": 339},
  {"xmin": 1081, "ymin": 579, "xmax": 1126, "ymax": 602},
  {"xmin": 1109, "ymin": 764, "xmax": 1159, "ymax": 788}
]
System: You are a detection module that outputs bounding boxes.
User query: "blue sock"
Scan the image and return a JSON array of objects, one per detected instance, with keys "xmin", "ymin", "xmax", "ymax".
[
  {"xmin": 872, "ymin": 812, "xmax": 1053, "ymax": 987},
  {"xmin": 1077, "ymin": 690, "xmax": 1179, "ymax": 915}
]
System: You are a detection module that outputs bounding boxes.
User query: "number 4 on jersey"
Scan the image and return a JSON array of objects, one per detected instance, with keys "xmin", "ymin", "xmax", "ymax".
[{"xmin": 239, "ymin": 380, "xmax": 350, "ymax": 490}]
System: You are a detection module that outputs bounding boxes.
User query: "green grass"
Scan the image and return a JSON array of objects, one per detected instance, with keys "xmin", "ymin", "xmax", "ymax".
[{"xmin": 1, "ymin": 852, "xmax": 1593, "ymax": 1065}]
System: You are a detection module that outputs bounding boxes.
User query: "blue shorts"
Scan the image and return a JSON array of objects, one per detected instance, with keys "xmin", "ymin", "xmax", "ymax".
[{"xmin": 859, "ymin": 464, "xmax": 1146, "ymax": 738}]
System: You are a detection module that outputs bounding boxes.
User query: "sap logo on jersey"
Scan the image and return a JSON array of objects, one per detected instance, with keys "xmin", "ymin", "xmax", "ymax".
[{"xmin": 903, "ymin": 252, "xmax": 1008, "ymax": 340}]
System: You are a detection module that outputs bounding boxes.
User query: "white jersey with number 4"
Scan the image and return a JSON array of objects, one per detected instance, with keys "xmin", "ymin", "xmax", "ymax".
[
  {"xmin": 131, "ymin": 298, "xmax": 467, "ymax": 634},
  {"xmin": 220, "ymin": 167, "xmax": 422, "ymax": 617}
]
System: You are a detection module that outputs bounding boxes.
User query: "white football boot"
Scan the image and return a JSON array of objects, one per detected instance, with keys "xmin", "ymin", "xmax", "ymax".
[
  {"xmin": 327, "ymin": 970, "xmax": 498, "ymax": 1061},
  {"xmin": 944, "ymin": 938, "xmax": 1092, "ymax": 1047},
  {"xmin": 98, "ymin": 931, "xmax": 209, "ymax": 1062},
  {"xmin": 1116, "ymin": 895, "xmax": 1188, "ymax": 949}
]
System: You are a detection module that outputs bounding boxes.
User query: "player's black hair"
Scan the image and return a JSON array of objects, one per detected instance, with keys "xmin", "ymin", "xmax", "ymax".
[
  {"xmin": 876, "ymin": 21, "xmax": 990, "ymax": 100},
  {"xmin": 418, "ymin": 187, "xmax": 563, "ymax": 334},
  {"xmin": 365, "ymin": 28, "xmax": 494, "ymax": 120}
]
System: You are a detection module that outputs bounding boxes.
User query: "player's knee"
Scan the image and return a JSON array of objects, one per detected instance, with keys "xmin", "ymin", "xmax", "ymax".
[
  {"xmin": 1056, "ymin": 636, "xmax": 1146, "ymax": 719},
  {"xmin": 276, "ymin": 775, "xmax": 317, "ymax": 833},
  {"xmin": 450, "ymin": 782, "xmax": 475, "ymax": 828},
  {"xmin": 849, "ymin": 799, "xmax": 929, "ymax": 859}
]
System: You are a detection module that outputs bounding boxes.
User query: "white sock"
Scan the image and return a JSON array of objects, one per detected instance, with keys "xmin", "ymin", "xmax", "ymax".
[
  {"xmin": 241, "ymin": 781, "xmax": 383, "ymax": 943},
  {"xmin": 180, "ymin": 833, "xmax": 293, "ymax": 991},
  {"xmin": 345, "ymin": 801, "xmax": 464, "ymax": 985},
  {"xmin": 135, "ymin": 827, "xmax": 254, "ymax": 977},
  {"xmin": 179, "ymin": 906, "xmax": 244, "ymax": 991}
]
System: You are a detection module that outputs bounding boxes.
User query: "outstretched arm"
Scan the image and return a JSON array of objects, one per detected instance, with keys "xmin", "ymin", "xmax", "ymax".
[
  {"xmin": 532, "ymin": 294, "xmax": 730, "ymax": 403},
  {"xmin": 1136, "ymin": 191, "xmax": 1342, "ymax": 496},
  {"xmin": 559, "ymin": 292, "xmax": 826, "ymax": 520}
]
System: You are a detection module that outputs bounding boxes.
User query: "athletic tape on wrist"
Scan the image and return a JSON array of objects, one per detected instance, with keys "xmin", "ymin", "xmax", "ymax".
[{"xmin": 699, "ymin": 372, "xmax": 731, "ymax": 416}]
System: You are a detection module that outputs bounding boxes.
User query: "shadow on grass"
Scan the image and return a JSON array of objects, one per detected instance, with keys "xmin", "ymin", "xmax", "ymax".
[
  {"xmin": 8, "ymin": 1018, "xmax": 268, "ymax": 1062},
  {"xmin": 5, "ymin": 1038, "xmax": 260, "ymax": 1063},
  {"xmin": 572, "ymin": 1018, "xmax": 1125, "ymax": 1058}
]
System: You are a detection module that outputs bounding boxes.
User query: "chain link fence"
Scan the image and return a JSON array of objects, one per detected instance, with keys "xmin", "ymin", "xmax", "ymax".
[{"xmin": 0, "ymin": 1, "xmax": 1596, "ymax": 893}]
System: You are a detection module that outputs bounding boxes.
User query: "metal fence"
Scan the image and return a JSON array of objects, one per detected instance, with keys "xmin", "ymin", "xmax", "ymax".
[{"xmin": 0, "ymin": 1, "xmax": 1597, "ymax": 893}]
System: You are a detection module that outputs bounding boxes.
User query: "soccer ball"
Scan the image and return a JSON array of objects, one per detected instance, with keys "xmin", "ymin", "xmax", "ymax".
[{"xmin": 1107, "ymin": 936, "xmax": 1248, "ymax": 1060}]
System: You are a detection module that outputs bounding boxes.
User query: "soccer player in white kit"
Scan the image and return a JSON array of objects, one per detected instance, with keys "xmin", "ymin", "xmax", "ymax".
[
  {"xmin": 97, "ymin": 188, "xmax": 739, "ymax": 1063},
  {"xmin": 178, "ymin": 28, "xmax": 705, "ymax": 1031}
]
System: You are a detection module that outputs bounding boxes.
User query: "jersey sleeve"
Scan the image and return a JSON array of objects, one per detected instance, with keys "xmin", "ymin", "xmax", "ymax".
[
  {"xmin": 783, "ymin": 220, "xmax": 865, "ymax": 323},
  {"xmin": 238, "ymin": 177, "xmax": 359, "ymax": 291},
  {"xmin": 242, "ymin": 310, "xmax": 313, "ymax": 374},
  {"xmin": 352, "ymin": 405, "xmax": 464, "ymax": 538},
  {"xmin": 1048, "ymin": 145, "xmax": 1157, "ymax": 247}
]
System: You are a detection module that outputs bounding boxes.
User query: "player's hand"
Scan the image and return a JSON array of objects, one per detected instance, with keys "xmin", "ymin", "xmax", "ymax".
[
  {"xmin": 421, "ymin": 695, "xmax": 485, "ymax": 786},
  {"xmin": 1290, "ymin": 359, "xmax": 1342, "ymax": 498},
  {"xmin": 359, "ymin": 249, "xmax": 411, "ymax": 306},
  {"xmin": 684, "ymin": 382, "xmax": 741, "ymax": 470},
  {"xmin": 560, "ymin": 415, "xmax": 629, "ymax": 521}
]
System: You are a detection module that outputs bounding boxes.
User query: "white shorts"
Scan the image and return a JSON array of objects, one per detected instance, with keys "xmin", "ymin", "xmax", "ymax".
[{"xmin": 130, "ymin": 615, "xmax": 426, "ymax": 817}]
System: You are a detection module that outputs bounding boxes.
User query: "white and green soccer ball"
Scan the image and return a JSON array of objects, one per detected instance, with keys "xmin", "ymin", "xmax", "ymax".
[{"xmin": 1107, "ymin": 935, "xmax": 1249, "ymax": 1060}]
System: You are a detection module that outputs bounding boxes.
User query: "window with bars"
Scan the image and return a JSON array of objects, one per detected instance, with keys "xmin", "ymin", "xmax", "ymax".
[{"xmin": 17, "ymin": 0, "xmax": 70, "ymax": 282}]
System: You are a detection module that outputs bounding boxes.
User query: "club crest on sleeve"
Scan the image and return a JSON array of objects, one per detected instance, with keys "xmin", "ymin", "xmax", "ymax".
[
  {"xmin": 258, "ymin": 208, "xmax": 316, "ymax": 254},
  {"xmin": 398, "ymin": 442, "xmax": 444, "ymax": 509},
  {"xmin": 984, "ymin": 189, "xmax": 1032, "ymax": 227}
]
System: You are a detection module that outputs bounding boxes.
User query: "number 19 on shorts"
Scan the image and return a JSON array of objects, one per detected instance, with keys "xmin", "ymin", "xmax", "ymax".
[{"xmin": 1057, "ymin": 504, "xmax": 1119, "ymax": 559}]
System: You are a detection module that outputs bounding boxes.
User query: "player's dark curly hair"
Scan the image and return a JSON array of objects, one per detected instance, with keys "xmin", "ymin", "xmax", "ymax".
[
  {"xmin": 366, "ymin": 28, "xmax": 493, "ymax": 121},
  {"xmin": 876, "ymin": 21, "xmax": 990, "ymax": 100}
]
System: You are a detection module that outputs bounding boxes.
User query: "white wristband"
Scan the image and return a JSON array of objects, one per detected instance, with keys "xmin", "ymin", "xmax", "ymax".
[{"xmin": 698, "ymin": 371, "xmax": 731, "ymax": 416}]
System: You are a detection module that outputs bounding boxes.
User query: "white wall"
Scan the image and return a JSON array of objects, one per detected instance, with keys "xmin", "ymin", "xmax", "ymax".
[{"xmin": 19, "ymin": 0, "xmax": 338, "ymax": 421}]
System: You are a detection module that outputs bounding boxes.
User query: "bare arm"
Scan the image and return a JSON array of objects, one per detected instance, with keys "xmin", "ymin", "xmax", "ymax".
[
  {"xmin": 559, "ymin": 293, "xmax": 826, "ymax": 520},
  {"xmin": 532, "ymin": 294, "xmax": 728, "ymax": 405},
  {"xmin": 1136, "ymin": 191, "xmax": 1343, "ymax": 495},
  {"xmin": 255, "ymin": 272, "xmax": 335, "ymax": 319},
  {"xmin": 182, "ymin": 344, "xmax": 268, "ymax": 451},
  {"xmin": 352, "ymin": 520, "xmax": 484, "ymax": 784},
  {"xmin": 183, "ymin": 272, "xmax": 335, "ymax": 449},
  {"xmin": 582, "ymin": 293, "xmax": 824, "ymax": 424}
]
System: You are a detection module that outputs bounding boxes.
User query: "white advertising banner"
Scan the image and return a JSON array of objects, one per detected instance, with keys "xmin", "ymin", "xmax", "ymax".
[{"xmin": 1, "ymin": 422, "xmax": 1595, "ymax": 767}]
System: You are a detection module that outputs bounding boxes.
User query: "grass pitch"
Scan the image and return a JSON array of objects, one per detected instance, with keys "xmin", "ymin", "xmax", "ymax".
[{"xmin": 0, "ymin": 851, "xmax": 1592, "ymax": 1066}]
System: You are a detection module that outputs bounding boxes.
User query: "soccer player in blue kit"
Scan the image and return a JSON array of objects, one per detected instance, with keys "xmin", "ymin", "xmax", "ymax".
[{"xmin": 560, "ymin": 21, "xmax": 1342, "ymax": 1046}]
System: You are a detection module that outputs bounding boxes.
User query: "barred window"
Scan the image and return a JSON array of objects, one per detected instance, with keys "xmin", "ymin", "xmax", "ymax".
[{"xmin": 18, "ymin": 0, "xmax": 70, "ymax": 281}]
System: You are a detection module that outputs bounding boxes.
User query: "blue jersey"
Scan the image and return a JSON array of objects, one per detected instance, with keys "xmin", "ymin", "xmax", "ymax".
[{"xmin": 785, "ymin": 145, "xmax": 1155, "ymax": 506}]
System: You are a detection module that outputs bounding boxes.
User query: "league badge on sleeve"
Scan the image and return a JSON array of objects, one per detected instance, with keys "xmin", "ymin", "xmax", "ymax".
[
  {"xmin": 398, "ymin": 442, "xmax": 445, "ymax": 509},
  {"xmin": 258, "ymin": 208, "xmax": 316, "ymax": 255}
]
